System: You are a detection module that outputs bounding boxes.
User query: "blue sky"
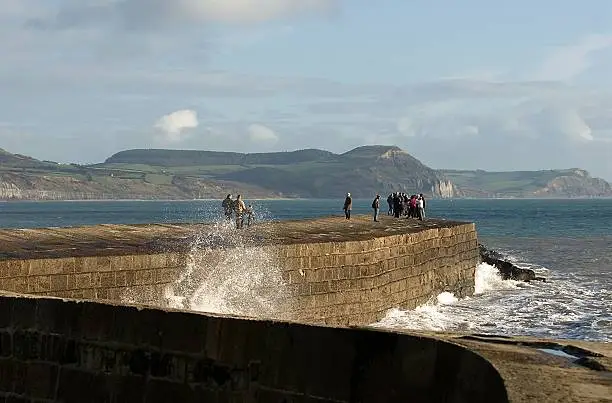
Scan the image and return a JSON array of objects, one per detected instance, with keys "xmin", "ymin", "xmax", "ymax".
[{"xmin": 1, "ymin": 0, "xmax": 611, "ymax": 179}]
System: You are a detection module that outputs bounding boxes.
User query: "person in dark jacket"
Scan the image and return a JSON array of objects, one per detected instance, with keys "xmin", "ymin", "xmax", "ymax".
[
  {"xmin": 386, "ymin": 194, "xmax": 393, "ymax": 215},
  {"xmin": 393, "ymin": 193, "xmax": 401, "ymax": 218},
  {"xmin": 372, "ymin": 194, "xmax": 380, "ymax": 222},
  {"xmin": 221, "ymin": 194, "xmax": 233, "ymax": 221},
  {"xmin": 343, "ymin": 193, "xmax": 352, "ymax": 219}
]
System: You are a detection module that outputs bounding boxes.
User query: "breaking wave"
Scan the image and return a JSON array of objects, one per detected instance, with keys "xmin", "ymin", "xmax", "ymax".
[
  {"xmin": 373, "ymin": 259, "xmax": 611, "ymax": 342},
  {"xmin": 372, "ymin": 263, "xmax": 518, "ymax": 333},
  {"xmin": 163, "ymin": 211, "xmax": 291, "ymax": 319}
]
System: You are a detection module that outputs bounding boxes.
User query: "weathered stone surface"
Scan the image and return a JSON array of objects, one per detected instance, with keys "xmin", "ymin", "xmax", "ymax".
[
  {"xmin": 0, "ymin": 294, "xmax": 510, "ymax": 402},
  {"xmin": 0, "ymin": 216, "xmax": 468, "ymax": 259}
]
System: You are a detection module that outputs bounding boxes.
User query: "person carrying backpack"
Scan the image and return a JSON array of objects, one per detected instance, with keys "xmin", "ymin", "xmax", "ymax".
[{"xmin": 372, "ymin": 194, "xmax": 381, "ymax": 222}]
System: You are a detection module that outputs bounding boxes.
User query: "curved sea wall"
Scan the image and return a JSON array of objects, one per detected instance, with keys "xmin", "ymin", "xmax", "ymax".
[
  {"xmin": 0, "ymin": 217, "xmax": 478, "ymax": 326},
  {"xmin": 0, "ymin": 294, "xmax": 510, "ymax": 402}
]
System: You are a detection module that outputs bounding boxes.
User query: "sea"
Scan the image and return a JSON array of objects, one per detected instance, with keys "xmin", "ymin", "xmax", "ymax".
[{"xmin": 0, "ymin": 198, "xmax": 610, "ymax": 342}]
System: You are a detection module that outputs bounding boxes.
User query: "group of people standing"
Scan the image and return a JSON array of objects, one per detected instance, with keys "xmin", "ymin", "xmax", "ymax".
[
  {"xmin": 342, "ymin": 192, "xmax": 427, "ymax": 222},
  {"xmin": 221, "ymin": 194, "xmax": 254, "ymax": 229},
  {"xmin": 386, "ymin": 192, "xmax": 426, "ymax": 220}
]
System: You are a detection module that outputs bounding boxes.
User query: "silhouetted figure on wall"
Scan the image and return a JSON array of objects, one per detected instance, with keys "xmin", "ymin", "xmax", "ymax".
[
  {"xmin": 222, "ymin": 194, "xmax": 233, "ymax": 221},
  {"xmin": 387, "ymin": 194, "xmax": 393, "ymax": 215},
  {"xmin": 372, "ymin": 194, "xmax": 380, "ymax": 222},
  {"xmin": 343, "ymin": 193, "xmax": 352, "ymax": 219}
]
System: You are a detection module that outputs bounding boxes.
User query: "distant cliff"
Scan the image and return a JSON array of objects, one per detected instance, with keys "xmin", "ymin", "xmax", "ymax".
[{"xmin": 442, "ymin": 168, "xmax": 612, "ymax": 198}]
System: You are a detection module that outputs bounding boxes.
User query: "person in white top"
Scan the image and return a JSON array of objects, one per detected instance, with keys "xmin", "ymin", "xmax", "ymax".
[{"xmin": 417, "ymin": 196, "xmax": 425, "ymax": 221}]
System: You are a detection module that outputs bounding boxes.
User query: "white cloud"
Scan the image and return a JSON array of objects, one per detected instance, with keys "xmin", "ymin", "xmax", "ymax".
[
  {"xmin": 248, "ymin": 123, "xmax": 279, "ymax": 144},
  {"xmin": 154, "ymin": 109, "xmax": 199, "ymax": 143},
  {"xmin": 533, "ymin": 34, "xmax": 612, "ymax": 81}
]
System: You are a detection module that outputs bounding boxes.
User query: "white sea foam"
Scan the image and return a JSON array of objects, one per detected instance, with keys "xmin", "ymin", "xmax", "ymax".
[
  {"xmin": 437, "ymin": 291, "xmax": 458, "ymax": 304},
  {"xmin": 163, "ymin": 213, "xmax": 290, "ymax": 319},
  {"xmin": 474, "ymin": 262, "xmax": 521, "ymax": 294},
  {"xmin": 373, "ymin": 263, "xmax": 525, "ymax": 333}
]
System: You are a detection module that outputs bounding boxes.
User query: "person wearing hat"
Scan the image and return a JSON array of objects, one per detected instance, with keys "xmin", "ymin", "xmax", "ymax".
[{"xmin": 343, "ymin": 192, "xmax": 353, "ymax": 219}]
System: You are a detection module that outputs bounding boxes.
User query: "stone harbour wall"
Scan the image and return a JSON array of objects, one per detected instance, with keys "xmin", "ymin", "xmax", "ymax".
[
  {"xmin": 0, "ymin": 253, "xmax": 186, "ymax": 306},
  {"xmin": 0, "ymin": 222, "xmax": 478, "ymax": 327},
  {"xmin": 275, "ymin": 223, "xmax": 478, "ymax": 326},
  {"xmin": 0, "ymin": 294, "xmax": 509, "ymax": 403}
]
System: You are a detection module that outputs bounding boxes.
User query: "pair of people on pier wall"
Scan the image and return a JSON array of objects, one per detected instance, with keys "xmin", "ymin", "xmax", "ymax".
[{"xmin": 221, "ymin": 194, "xmax": 254, "ymax": 228}]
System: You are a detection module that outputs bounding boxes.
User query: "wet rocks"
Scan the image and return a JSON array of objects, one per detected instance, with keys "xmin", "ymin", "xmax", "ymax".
[{"xmin": 478, "ymin": 244, "xmax": 545, "ymax": 282}]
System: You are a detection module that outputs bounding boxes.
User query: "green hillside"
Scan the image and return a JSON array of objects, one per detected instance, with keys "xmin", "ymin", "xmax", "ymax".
[
  {"xmin": 100, "ymin": 145, "xmax": 453, "ymax": 198},
  {"xmin": 1, "ymin": 145, "xmax": 610, "ymax": 200},
  {"xmin": 104, "ymin": 148, "xmax": 335, "ymax": 167}
]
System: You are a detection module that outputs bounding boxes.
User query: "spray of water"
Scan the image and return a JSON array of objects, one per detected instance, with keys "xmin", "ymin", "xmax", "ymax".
[
  {"xmin": 475, "ymin": 262, "xmax": 521, "ymax": 294},
  {"xmin": 164, "ymin": 209, "xmax": 291, "ymax": 319},
  {"xmin": 373, "ymin": 263, "xmax": 520, "ymax": 332}
]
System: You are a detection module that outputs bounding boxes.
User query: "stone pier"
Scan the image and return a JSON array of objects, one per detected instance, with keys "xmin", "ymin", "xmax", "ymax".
[{"xmin": 0, "ymin": 215, "xmax": 478, "ymax": 327}]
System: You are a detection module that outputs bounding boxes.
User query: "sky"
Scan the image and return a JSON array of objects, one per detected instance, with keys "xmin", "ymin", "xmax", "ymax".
[{"xmin": 1, "ymin": 0, "xmax": 611, "ymax": 180}]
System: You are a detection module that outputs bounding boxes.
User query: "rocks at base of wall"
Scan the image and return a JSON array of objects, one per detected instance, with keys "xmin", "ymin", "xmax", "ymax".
[{"xmin": 478, "ymin": 244, "xmax": 546, "ymax": 282}]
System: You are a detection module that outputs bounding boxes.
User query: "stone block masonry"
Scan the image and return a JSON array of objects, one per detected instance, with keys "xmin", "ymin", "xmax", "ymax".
[
  {"xmin": 0, "ymin": 216, "xmax": 478, "ymax": 327},
  {"xmin": 0, "ymin": 251, "xmax": 186, "ymax": 306},
  {"xmin": 0, "ymin": 294, "xmax": 509, "ymax": 402},
  {"xmin": 0, "ymin": 216, "xmax": 477, "ymax": 327},
  {"xmin": 274, "ymin": 222, "xmax": 477, "ymax": 326}
]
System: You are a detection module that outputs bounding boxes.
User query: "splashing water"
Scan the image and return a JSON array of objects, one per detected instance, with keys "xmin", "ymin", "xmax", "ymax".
[
  {"xmin": 437, "ymin": 292, "xmax": 458, "ymax": 304},
  {"xmin": 164, "ymin": 213, "xmax": 291, "ymax": 319},
  {"xmin": 474, "ymin": 262, "xmax": 522, "ymax": 294},
  {"xmin": 374, "ymin": 259, "xmax": 611, "ymax": 341},
  {"xmin": 372, "ymin": 263, "xmax": 527, "ymax": 333}
]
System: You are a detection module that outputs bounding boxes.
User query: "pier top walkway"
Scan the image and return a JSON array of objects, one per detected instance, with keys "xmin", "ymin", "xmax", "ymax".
[{"xmin": 0, "ymin": 215, "xmax": 471, "ymax": 260}]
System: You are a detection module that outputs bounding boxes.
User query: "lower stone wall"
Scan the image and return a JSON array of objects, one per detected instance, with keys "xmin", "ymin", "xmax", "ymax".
[
  {"xmin": 0, "ymin": 294, "xmax": 509, "ymax": 403},
  {"xmin": 0, "ymin": 223, "xmax": 478, "ymax": 327},
  {"xmin": 0, "ymin": 253, "xmax": 186, "ymax": 306}
]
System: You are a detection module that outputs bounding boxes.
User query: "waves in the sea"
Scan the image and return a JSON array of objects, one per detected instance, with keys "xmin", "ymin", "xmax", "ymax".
[{"xmin": 373, "ymin": 260, "xmax": 612, "ymax": 342}]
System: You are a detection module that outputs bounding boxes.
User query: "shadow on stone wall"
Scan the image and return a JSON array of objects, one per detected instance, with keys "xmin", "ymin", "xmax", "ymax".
[{"xmin": 0, "ymin": 294, "xmax": 508, "ymax": 403}]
